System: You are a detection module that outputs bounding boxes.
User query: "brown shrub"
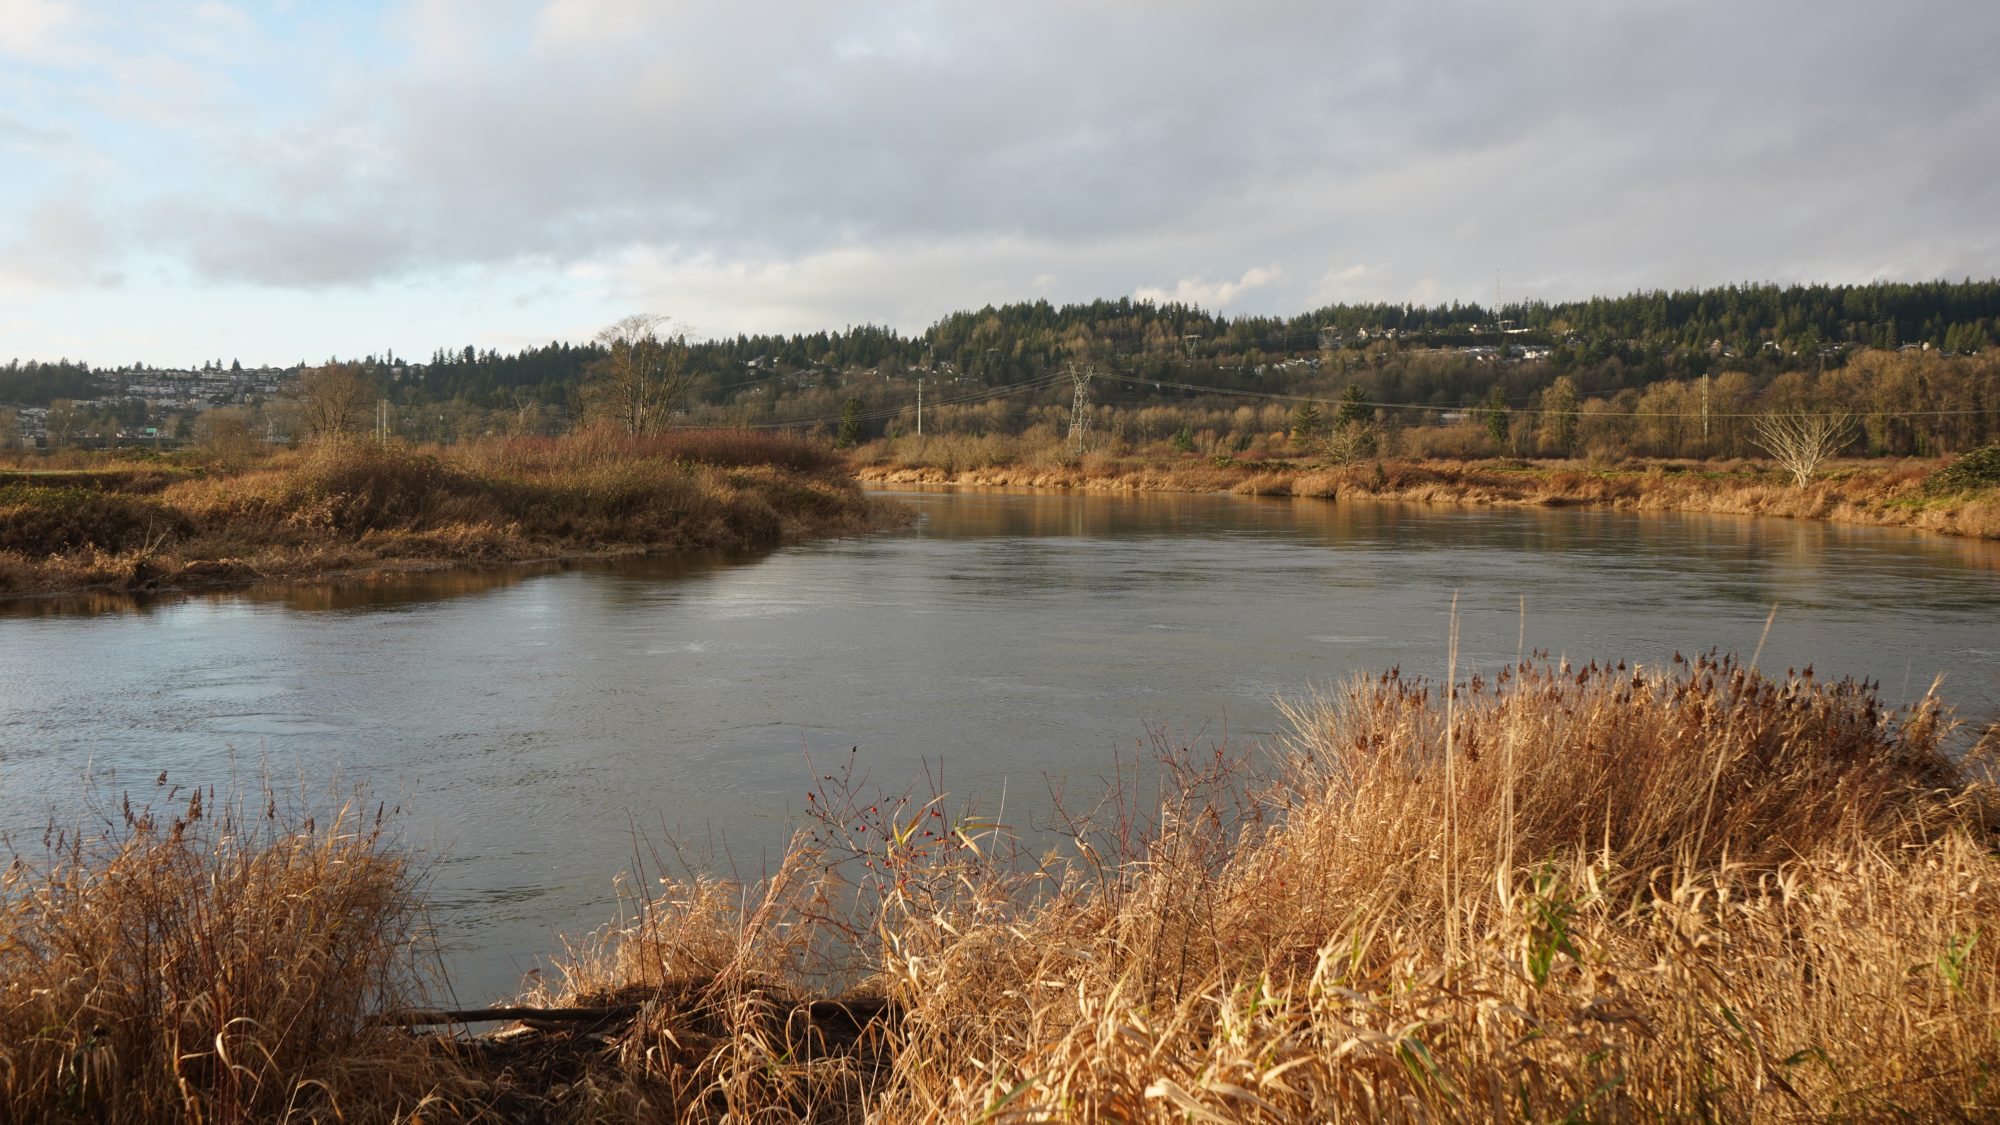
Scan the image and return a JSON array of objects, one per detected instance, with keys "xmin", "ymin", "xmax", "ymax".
[
  {"xmin": 0, "ymin": 431, "xmax": 879, "ymax": 597},
  {"xmin": 1398, "ymin": 420, "xmax": 1496, "ymax": 459},
  {"xmin": 0, "ymin": 485, "xmax": 194, "ymax": 554},
  {"xmin": 856, "ymin": 432, "xmax": 1024, "ymax": 476},
  {"xmin": 0, "ymin": 466, "xmax": 192, "ymax": 493},
  {"xmin": 478, "ymin": 426, "xmax": 843, "ymax": 476}
]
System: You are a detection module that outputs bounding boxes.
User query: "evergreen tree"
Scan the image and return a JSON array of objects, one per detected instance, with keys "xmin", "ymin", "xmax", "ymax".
[
  {"xmin": 1336, "ymin": 383, "xmax": 1370, "ymax": 428},
  {"xmin": 1289, "ymin": 401, "xmax": 1324, "ymax": 447},
  {"xmin": 1484, "ymin": 385, "xmax": 1511, "ymax": 446},
  {"xmin": 836, "ymin": 396, "xmax": 864, "ymax": 447}
]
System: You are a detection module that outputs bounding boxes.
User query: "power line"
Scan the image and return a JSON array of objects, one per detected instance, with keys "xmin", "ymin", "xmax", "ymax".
[
  {"xmin": 724, "ymin": 361, "xmax": 1989, "ymax": 431},
  {"xmin": 1092, "ymin": 370, "xmax": 1996, "ymax": 421},
  {"xmin": 737, "ymin": 371, "xmax": 1072, "ymax": 430}
]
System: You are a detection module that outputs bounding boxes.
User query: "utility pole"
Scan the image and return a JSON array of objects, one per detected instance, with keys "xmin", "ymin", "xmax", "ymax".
[
  {"xmin": 1066, "ymin": 361, "xmax": 1095, "ymax": 454},
  {"xmin": 916, "ymin": 349, "xmax": 934, "ymax": 437},
  {"xmin": 1700, "ymin": 373, "xmax": 1711, "ymax": 445}
]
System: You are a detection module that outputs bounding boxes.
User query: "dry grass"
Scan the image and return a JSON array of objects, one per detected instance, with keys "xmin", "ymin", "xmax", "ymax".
[
  {"xmin": 0, "ymin": 785, "xmax": 470, "ymax": 1123},
  {"xmin": 854, "ymin": 450, "xmax": 2000, "ymax": 540},
  {"xmin": 0, "ymin": 428, "xmax": 889, "ymax": 598},
  {"xmin": 478, "ymin": 653, "xmax": 2000, "ymax": 1121},
  {"xmin": 8, "ymin": 655, "xmax": 1995, "ymax": 1120}
]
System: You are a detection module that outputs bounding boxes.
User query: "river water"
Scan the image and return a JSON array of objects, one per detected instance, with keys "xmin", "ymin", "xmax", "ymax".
[{"xmin": 3, "ymin": 486, "xmax": 1997, "ymax": 1001}]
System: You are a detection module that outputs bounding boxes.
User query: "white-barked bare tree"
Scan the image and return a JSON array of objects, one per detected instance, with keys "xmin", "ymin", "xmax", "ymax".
[{"xmin": 1752, "ymin": 408, "xmax": 1858, "ymax": 487}]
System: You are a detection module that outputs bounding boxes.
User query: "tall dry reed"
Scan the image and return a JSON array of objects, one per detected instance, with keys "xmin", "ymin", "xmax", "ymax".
[
  {"xmin": 520, "ymin": 654, "xmax": 1999, "ymax": 1121},
  {"xmin": 0, "ymin": 785, "xmax": 469, "ymax": 1123},
  {"xmin": 6, "ymin": 655, "xmax": 1991, "ymax": 1119}
]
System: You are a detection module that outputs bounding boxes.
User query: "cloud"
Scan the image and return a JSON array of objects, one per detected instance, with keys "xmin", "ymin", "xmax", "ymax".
[
  {"xmin": 0, "ymin": 0, "xmax": 78, "ymax": 58},
  {"xmin": 264, "ymin": 3, "xmax": 2000, "ymax": 300},
  {"xmin": 0, "ymin": 196, "xmax": 123, "ymax": 290},
  {"xmin": 5, "ymin": 0, "xmax": 2000, "ymax": 358},
  {"xmin": 1135, "ymin": 266, "xmax": 1285, "ymax": 311},
  {"xmin": 532, "ymin": 0, "xmax": 662, "ymax": 51},
  {"xmin": 0, "ymin": 109, "xmax": 66, "ymax": 146},
  {"xmin": 596, "ymin": 234, "xmax": 1198, "ymax": 338},
  {"xmin": 1307, "ymin": 265, "xmax": 1382, "ymax": 307}
]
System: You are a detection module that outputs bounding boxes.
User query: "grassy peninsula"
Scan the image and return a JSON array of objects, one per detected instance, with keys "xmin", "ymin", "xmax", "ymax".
[
  {"xmin": 854, "ymin": 436, "xmax": 2000, "ymax": 540},
  {"xmin": 0, "ymin": 428, "xmax": 894, "ymax": 600},
  {"xmin": 5, "ymin": 655, "xmax": 1997, "ymax": 1121}
]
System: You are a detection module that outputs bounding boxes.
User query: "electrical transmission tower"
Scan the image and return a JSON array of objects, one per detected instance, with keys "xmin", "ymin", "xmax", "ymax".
[{"xmin": 1066, "ymin": 361, "xmax": 1095, "ymax": 453}]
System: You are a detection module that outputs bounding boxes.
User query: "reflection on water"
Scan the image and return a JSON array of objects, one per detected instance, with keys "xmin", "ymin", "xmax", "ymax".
[
  {"xmin": 0, "ymin": 556, "xmax": 766, "ymax": 619},
  {"xmin": 2, "ymin": 487, "xmax": 1997, "ymax": 1003}
]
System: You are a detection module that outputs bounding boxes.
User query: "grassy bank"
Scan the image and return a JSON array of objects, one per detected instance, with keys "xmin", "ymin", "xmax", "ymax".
[
  {"xmin": 0, "ymin": 428, "xmax": 894, "ymax": 599},
  {"xmin": 853, "ymin": 436, "xmax": 2000, "ymax": 540},
  {"xmin": 6, "ymin": 656, "xmax": 1996, "ymax": 1121}
]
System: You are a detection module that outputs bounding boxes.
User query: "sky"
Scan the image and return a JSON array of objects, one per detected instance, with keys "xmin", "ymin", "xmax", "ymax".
[{"xmin": 3, "ymin": 0, "xmax": 1998, "ymax": 368}]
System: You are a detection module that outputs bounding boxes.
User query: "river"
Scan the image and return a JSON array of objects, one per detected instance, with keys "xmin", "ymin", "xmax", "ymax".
[{"xmin": 3, "ymin": 486, "xmax": 1996, "ymax": 1002}]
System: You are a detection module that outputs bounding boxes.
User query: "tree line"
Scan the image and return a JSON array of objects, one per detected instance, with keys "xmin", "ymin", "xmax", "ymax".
[
  {"xmin": 7, "ymin": 280, "xmax": 1998, "ymax": 457},
  {"xmin": 371, "ymin": 280, "xmax": 2000, "ymax": 420}
]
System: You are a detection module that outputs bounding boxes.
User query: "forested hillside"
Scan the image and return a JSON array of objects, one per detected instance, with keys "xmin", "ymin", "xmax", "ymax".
[{"xmin": 9, "ymin": 281, "xmax": 1999, "ymax": 457}]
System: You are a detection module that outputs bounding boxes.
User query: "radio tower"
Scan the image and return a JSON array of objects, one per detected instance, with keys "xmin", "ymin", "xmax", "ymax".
[{"xmin": 1066, "ymin": 361, "xmax": 1095, "ymax": 454}]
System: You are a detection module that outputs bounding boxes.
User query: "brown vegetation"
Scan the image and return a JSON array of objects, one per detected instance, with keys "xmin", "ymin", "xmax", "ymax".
[
  {"xmin": 7, "ymin": 655, "xmax": 1995, "ymax": 1120},
  {"xmin": 518, "ymin": 655, "xmax": 1997, "ymax": 1121},
  {"xmin": 0, "ymin": 789, "xmax": 459, "ymax": 1122},
  {"xmin": 0, "ymin": 428, "xmax": 888, "ymax": 599},
  {"xmin": 854, "ymin": 437, "xmax": 2000, "ymax": 540}
]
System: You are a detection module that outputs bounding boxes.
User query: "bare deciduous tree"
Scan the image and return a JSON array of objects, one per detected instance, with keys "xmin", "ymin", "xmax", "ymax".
[
  {"xmin": 1752, "ymin": 408, "xmax": 1857, "ymax": 487},
  {"xmin": 44, "ymin": 399, "xmax": 79, "ymax": 448},
  {"xmin": 580, "ymin": 314, "xmax": 690, "ymax": 436},
  {"xmin": 1318, "ymin": 421, "xmax": 1376, "ymax": 464},
  {"xmin": 291, "ymin": 362, "xmax": 375, "ymax": 442},
  {"xmin": 1537, "ymin": 375, "xmax": 1579, "ymax": 456},
  {"xmin": 508, "ymin": 390, "xmax": 549, "ymax": 437},
  {"xmin": 195, "ymin": 408, "xmax": 262, "ymax": 469}
]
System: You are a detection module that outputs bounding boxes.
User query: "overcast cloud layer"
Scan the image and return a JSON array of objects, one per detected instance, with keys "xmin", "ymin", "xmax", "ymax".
[{"xmin": 3, "ymin": 0, "xmax": 1998, "ymax": 364}]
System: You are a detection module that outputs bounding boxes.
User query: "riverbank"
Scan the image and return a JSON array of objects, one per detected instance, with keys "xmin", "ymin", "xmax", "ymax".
[
  {"xmin": 854, "ymin": 443, "xmax": 2000, "ymax": 540},
  {"xmin": 0, "ymin": 429, "xmax": 900, "ymax": 600},
  {"xmin": 4, "ymin": 656, "xmax": 1995, "ymax": 1121}
]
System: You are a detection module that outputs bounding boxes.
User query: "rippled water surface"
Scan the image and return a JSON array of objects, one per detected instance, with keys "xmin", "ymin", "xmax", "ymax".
[{"xmin": 4, "ymin": 487, "xmax": 1997, "ymax": 1001}]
